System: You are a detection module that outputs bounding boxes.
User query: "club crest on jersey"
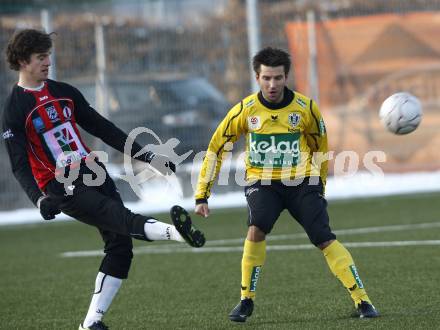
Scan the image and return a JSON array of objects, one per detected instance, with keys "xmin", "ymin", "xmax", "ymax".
[
  {"xmin": 247, "ymin": 116, "xmax": 261, "ymax": 130},
  {"xmin": 32, "ymin": 117, "xmax": 45, "ymax": 133},
  {"xmin": 288, "ymin": 113, "xmax": 301, "ymax": 128},
  {"xmin": 63, "ymin": 106, "xmax": 72, "ymax": 120},
  {"xmin": 45, "ymin": 105, "xmax": 59, "ymax": 123}
]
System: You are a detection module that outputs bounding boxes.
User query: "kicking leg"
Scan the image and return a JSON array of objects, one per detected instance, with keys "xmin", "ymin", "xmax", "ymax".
[
  {"xmin": 169, "ymin": 205, "xmax": 205, "ymax": 247},
  {"xmin": 59, "ymin": 184, "xmax": 204, "ymax": 246}
]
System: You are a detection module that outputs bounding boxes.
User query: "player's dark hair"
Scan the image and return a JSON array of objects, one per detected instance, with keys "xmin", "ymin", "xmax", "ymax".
[
  {"xmin": 252, "ymin": 47, "xmax": 291, "ymax": 76},
  {"xmin": 6, "ymin": 29, "xmax": 54, "ymax": 71}
]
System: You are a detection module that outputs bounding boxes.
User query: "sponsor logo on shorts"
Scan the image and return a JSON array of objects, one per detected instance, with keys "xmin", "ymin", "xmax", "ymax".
[{"xmin": 245, "ymin": 187, "xmax": 259, "ymax": 197}]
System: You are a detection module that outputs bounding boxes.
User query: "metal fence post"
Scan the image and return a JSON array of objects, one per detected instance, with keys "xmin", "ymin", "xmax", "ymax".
[
  {"xmin": 41, "ymin": 9, "xmax": 57, "ymax": 80},
  {"xmin": 246, "ymin": 0, "xmax": 261, "ymax": 93}
]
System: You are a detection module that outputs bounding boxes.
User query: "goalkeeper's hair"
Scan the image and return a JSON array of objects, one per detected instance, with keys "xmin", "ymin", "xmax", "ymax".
[
  {"xmin": 6, "ymin": 29, "xmax": 54, "ymax": 71},
  {"xmin": 252, "ymin": 47, "xmax": 291, "ymax": 76}
]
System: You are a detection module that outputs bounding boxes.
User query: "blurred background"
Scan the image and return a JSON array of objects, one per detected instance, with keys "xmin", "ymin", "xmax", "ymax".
[{"xmin": 1, "ymin": 0, "xmax": 440, "ymax": 212}]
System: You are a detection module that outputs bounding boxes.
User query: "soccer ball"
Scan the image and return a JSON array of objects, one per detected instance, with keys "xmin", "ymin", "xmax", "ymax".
[{"xmin": 379, "ymin": 92, "xmax": 422, "ymax": 135}]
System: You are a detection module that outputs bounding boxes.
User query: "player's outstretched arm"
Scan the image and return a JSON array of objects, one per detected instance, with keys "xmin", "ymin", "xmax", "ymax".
[{"xmin": 72, "ymin": 85, "xmax": 176, "ymax": 175}]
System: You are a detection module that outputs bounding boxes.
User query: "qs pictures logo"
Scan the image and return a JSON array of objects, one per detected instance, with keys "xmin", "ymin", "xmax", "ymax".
[{"xmin": 122, "ymin": 127, "xmax": 192, "ymax": 201}]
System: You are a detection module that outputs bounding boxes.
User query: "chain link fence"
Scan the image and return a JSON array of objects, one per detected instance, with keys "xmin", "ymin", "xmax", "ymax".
[{"xmin": 1, "ymin": 0, "xmax": 440, "ymax": 210}]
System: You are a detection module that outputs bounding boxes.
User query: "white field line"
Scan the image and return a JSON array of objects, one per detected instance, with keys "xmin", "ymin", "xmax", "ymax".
[
  {"xmin": 61, "ymin": 240, "xmax": 440, "ymax": 257},
  {"xmin": 60, "ymin": 222, "xmax": 440, "ymax": 258},
  {"xmin": 206, "ymin": 221, "xmax": 440, "ymax": 246}
]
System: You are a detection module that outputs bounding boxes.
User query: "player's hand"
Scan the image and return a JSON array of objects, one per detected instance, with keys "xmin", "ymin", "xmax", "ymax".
[
  {"xmin": 147, "ymin": 153, "xmax": 176, "ymax": 176},
  {"xmin": 195, "ymin": 203, "xmax": 210, "ymax": 218},
  {"xmin": 37, "ymin": 196, "xmax": 61, "ymax": 220}
]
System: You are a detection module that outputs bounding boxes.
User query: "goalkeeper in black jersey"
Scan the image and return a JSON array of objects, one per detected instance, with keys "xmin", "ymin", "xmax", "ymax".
[
  {"xmin": 194, "ymin": 47, "xmax": 379, "ymax": 321},
  {"xmin": 2, "ymin": 29, "xmax": 205, "ymax": 330}
]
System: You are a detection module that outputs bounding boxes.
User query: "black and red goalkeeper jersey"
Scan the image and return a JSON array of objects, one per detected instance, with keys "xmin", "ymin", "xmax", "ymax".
[{"xmin": 2, "ymin": 79, "xmax": 143, "ymax": 205}]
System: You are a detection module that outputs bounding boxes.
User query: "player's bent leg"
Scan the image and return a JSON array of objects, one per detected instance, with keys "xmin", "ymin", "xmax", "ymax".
[
  {"xmin": 290, "ymin": 181, "xmax": 378, "ymax": 318},
  {"xmin": 170, "ymin": 205, "xmax": 205, "ymax": 247},
  {"xmin": 58, "ymin": 186, "xmax": 148, "ymax": 240},
  {"xmin": 322, "ymin": 240, "xmax": 379, "ymax": 318},
  {"xmin": 305, "ymin": 215, "xmax": 379, "ymax": 318},
  {"xmin": 99, "ymin": 230, "xmax": 133, "ymax": 279},
  {"xmin": 59, "ymin": 185, "xmax": 201, "ymax": 244}
]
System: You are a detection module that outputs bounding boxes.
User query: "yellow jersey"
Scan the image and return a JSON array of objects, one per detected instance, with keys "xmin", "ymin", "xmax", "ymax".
[{"xmin": 195, "ymin": 88, "xmax": 328, "ymax": 201}]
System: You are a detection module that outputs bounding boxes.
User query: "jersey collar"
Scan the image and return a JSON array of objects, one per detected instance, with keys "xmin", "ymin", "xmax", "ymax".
[
  {"xmin": 257, "ymin": 87, "xmax": 294, "ymax": 110},
  {"xmin": 17, "ymin": 81, "xmax": 45, "ymax": 91}
]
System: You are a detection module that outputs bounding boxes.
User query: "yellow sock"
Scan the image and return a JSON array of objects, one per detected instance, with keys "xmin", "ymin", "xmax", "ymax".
[
  {"xmin": 323, "ymin": 240, "xmax": 371, "ymax": 306},
  {"xmin": 241, "ymin": 239, "xmax": 266, "ymax": 300}
]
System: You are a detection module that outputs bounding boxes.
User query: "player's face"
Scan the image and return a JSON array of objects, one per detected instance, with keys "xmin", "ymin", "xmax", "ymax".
[
  {"xmin": 20, "ymin": 52, "xmax": 51, "ymax": 84},
  {"xmin": 256, "ymin": 65, "xmax": 287, "ymax": 103}
]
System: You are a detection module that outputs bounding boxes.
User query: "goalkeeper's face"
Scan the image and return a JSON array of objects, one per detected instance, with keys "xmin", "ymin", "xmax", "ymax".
[{"xmin": 256, "ymin": 65, "xmax": 286, "ymax": 104}]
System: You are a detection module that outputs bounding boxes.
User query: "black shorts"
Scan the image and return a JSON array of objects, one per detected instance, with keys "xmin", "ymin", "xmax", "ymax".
[
  {"xmin": 245, "ymin": 177, "xmax": 336, "ymax": 246},
  {"xmin": 45, "ymin": 162, "xmax": 149, "ymax": 278}
]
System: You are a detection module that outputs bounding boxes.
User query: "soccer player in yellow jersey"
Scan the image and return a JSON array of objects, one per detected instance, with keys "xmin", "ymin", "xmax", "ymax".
[{"xmin": 194, "ymin": 47, "xmax": 379, "ymax": 322}]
